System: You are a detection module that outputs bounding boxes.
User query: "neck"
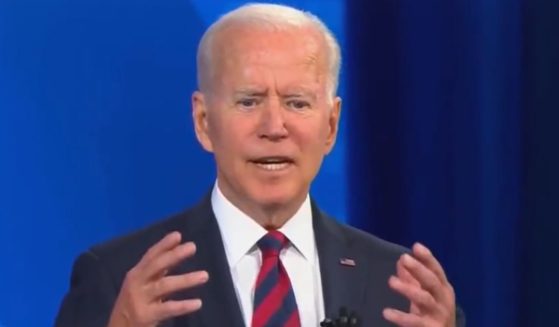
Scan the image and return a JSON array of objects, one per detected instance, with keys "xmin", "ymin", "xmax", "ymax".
[
  {"xmin": 251, "ymin": 203, "xmax": 303, "ymax": 230},
  {"xmin": 217, "ymin": 180, "xmax": 307, "ymax": 229}
]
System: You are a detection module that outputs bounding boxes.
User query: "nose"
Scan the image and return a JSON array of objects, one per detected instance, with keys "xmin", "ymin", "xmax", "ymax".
[{"xmin": 257, "ymin": 98, "xmax": 288, "ymax": 141}]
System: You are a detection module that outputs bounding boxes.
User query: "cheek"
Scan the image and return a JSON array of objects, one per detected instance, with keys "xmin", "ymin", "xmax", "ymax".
[
  {"xmin": 297, "ymin": 116, "xmax": 331, "ymax": 146},
  {"xmin": 208, "ymin": 114, "xmax": 253, "ymax": 152}
]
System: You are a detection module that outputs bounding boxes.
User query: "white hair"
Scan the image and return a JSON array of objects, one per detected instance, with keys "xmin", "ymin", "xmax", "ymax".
[{"xmin": 196, "ymin": 2, "xmax": 341, "ymax": 97}]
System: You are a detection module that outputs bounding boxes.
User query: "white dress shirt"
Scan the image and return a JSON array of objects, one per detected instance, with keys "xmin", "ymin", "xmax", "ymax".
[{"xmin": 211, "ymin": 182, "xmax": 325, "ymax": 327}]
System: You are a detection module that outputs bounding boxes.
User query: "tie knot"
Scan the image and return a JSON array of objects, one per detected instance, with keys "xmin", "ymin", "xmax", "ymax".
[{"xmin": 257, "ymin": 230, "xmax": 288, "ymax": 257}]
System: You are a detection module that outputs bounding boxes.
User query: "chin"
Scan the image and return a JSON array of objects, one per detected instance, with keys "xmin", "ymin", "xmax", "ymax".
[
  {"xmin": 249, "ymin": 183, "xmax": 303, "ymax": 208},
  {"xmin": 257, "ymin": 195, "xmax": 293, "ymax": 208}
]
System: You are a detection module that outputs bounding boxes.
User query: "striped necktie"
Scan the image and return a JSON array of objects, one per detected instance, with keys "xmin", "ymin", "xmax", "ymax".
[{"xmin": 251, "ymin": 230, "xmax": 301, "ymax": 327}]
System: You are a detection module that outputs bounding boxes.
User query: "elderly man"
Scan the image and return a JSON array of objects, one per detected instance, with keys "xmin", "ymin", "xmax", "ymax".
[{"xmin": 55, "ymin": 3, "xmax": 465, "ymax": 327}]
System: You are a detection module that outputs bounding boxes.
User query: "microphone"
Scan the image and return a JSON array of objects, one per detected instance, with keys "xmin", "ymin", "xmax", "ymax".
[{"xmin": 320, "ymin": 307, "xmax": 360, "ymax": 327}]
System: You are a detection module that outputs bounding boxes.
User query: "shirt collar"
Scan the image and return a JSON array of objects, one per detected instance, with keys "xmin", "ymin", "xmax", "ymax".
[{"xmin": 211, "ymin": 181, "xmax": 316, "ymax": 268}]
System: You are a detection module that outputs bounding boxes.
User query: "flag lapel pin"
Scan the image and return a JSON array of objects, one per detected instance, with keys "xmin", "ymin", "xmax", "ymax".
[{"xmin": 339, "ymin": 257, "xmax": 356, "ymax": 267}]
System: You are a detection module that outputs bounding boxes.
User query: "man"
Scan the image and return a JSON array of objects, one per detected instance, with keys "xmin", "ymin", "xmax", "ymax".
[{"xmin": 55, "ymin": 3, "xmax": 465, "ymax": 327}]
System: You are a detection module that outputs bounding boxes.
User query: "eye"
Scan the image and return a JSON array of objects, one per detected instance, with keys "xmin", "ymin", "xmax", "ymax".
[
  {"xmin": 287, "ymin": 100, "xmax": 311, "ymax": 110},
  {"xmin": 237, "ymin": 98, "xmax": 259, "ymax": 109}
]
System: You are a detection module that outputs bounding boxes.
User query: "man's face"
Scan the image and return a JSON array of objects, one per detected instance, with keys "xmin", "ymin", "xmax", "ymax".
[{"xmin": 193, "ymin": 25, "xmax": 341, "ymax": 215}]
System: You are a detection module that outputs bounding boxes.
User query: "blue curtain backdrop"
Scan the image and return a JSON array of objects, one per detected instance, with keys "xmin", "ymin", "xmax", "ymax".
[
  {"xmin": 345, "ymin": 1, "xmax": 558, "ymax": 327},
  {"xmin": 0, "ymin": 0, "xmax": 558, "ymax": 326},
  {"xmin": 518, "ymin": 0, "xmax": 559, "ymax": 325}
]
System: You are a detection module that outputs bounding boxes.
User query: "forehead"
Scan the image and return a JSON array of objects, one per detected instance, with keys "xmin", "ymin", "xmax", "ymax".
[{"xmin": 212, "ymin": 25, "xmax": 328, "ymax": 86}]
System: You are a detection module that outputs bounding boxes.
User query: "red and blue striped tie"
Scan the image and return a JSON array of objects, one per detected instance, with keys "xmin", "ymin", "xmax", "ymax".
[{"xmin": 251, "ymin": 230, "xmax": 301, "ymax": 327}]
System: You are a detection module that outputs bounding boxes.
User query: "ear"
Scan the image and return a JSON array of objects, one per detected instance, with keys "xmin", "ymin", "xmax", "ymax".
[
  {"xmin": 192, "ymin": 91, "xmax": 214, "ymax": 152},
  {"xmin": 324, "ymin": 96, "xmax": 342, "ymax": 154}
]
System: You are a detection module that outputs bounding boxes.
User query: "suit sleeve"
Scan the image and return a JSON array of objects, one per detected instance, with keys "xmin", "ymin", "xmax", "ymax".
[{"xmin": 54, "ymin": 251, "xmax": 119, "ymax": 327}]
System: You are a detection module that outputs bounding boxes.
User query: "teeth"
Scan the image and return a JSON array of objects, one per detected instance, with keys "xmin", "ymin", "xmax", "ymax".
[{"xmin": 255, "ymin": 162, "xmax": 290, "ymax": 171}]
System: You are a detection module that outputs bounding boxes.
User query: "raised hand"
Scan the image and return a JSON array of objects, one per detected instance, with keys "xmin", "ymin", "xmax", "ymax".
[
  {"xmin": 383, "ymin": 243, "xmax": 456, "ymax": 327},
  {"xmin": 107, "ymin": 231, "xmax": 209, "ymax": 327}
]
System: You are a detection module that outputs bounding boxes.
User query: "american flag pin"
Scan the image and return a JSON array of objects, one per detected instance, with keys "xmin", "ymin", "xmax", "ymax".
[{"xmin": 339, "ymin": 258, "xmax": 356, "ymax": 267}]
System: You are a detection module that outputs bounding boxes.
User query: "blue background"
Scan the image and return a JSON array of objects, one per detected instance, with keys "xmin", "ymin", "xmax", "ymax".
[
  {"xmin": 0, "ymin": 1, "xmax": 346, "ymax": 326},
  {"xmin": 1, "ymin": 0, "xmax": 558, "ymax": 326}
]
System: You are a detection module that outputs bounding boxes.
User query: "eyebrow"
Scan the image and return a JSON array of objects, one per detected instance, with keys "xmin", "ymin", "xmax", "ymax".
[
  {"xmin": 233, "ymin": 88, "xmax": 318, "ymax": 100},
  {"xmin": 282, "ymin": 91, "xmax": 317, "ymax": 100},
  {"xmin": 233, "ymin": 88, "xmax": 268, "ymax": 97}
]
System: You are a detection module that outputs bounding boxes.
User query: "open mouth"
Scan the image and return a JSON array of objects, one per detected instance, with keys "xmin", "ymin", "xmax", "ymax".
[{"xmin": 250, "ymin": 156, "xmax": 294, "ymax": 171}]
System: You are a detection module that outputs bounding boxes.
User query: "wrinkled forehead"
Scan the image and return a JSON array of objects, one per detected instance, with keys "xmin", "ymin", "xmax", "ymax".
[
  {"xmin": 210, "ymin": 25, "xmax": 329, "ymax": 87},
  {"xmin": 218, "ymin": 24, "xmax": 323, "ymax": 54}
]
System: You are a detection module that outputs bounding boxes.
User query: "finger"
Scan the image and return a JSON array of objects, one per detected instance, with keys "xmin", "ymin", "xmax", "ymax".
[
  {"xmin": 400, "ymin": 253, "xmax": 445, "ymax": 301},
  {"xmin": 138, "ymin": 232, "xmax": 182, "ymax": 270},
  {"xmin": 412, "ymin": 243, "xmax": 448, "ymax": 284},
  {"xmin": 155, "ymin": 298, "xmax": 203, "ymax": 321},
  {"xmin": 143, "ymin": 242, "xmax": 197, "ymax": 280},
  {"xmin": 397, "ymin": 258, "xmax": 420, "ymax": 287},
  {"xmin": 383, "ymin": 308, "xmax": 423, "ymax": 327},
  {"xmin": 388, "ymin": 275, "xmax": 437, "ymax": 312},
  {"xmin": 150, "ymin": 270, "xmax": 209, "ymax": 299},
  {"xmin": 397, "ymin": 259, "xmax": 423, "ymax": 315}
]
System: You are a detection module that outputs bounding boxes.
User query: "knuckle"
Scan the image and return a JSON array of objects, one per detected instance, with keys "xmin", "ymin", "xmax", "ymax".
[
  {"xmin": 412, "ymin": 287, "xmax": 423, "ymax": 299},
  {"xmin": 121, "ymin": 273, "xmax": 138, "ymax": 293},
  {"xmin": 174, "ymin": 245, "xmax": 186, "ymax": 260},
  {"xmin": 421, "ymin": 291, "xmax": 433, "ymax": 306},
  {"xmin": 157, "ymin": 302, "xmax": 179, "ymax": 320},
  {"xmin": 156, "ymin": 278, "xmax": 170, "ymax": 295},
  {"xmin": 184, "ymin": 273, "xmax": 197, "ymax": 286},
  {"xmin": 144, "ymin": 242, "xmax": 162, "ymax": 260},
  {"xmin": 413, "ymin": 287, "xmax": 433, "ymax": 307},
  {"xmin": 447, "ymin": 283, "xmax": 455, "ymax": 295},
  {"xmin": 428, "ymin": 280, "xmax": 440, "ymax": 293},
  {"xmin": 143, "ymin": 247, "xmax": 155, "ymax": 261},
  {"xmin": 436, "ymin": 304, "xmax": 453, "ymax": 325},
  {"xmin": 125, "ymin": 268, "xmax": 137, "ymax": 281},
  {"xmin": 444, "ymin": 283, "xmax": 456, "ymax": 302},
  {"xmin": 440, "ymin": 306, "xmax": 450, "ymax": 317}
]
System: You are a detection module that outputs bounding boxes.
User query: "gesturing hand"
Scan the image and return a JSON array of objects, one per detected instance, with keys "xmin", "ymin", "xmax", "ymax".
[
  {"xmin": 383, "ymin": 243, "xmax": 456, "ymax": 327},
  {"xmin": 107, "ymin": 231, "xmax": 209, "ymax": 327}
]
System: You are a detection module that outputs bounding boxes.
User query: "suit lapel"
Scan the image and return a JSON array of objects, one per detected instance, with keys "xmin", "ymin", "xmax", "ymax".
[
  {"xmin": 312, "ymin": 201, "xmax": 368, "ymax": 321},
  {"xmin": 312, "ymin": 201, "xmax": 411, "ymax": 326},
  {"xmin": 174, "ymin": 194, "xmax": 245, "ymax": 327}
]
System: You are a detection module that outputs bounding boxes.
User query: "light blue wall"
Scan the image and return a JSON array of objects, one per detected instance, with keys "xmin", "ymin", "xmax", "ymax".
[{"xmin": 0, "ymin": 1, "xmax": 346, "ymax": 326}]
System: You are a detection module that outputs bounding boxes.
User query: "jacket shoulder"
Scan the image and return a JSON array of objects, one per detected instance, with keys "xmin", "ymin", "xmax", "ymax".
[
  {"xmin": 90, "ymin": 211, "xmax": 185, "ymax": 257},
  {"xmin": 323, "ymin": 211, "xmax": 410, "ymax": 262},
  {"xmin": 86, "ymin": 199, "xmax": 209, "ymax": 282}
]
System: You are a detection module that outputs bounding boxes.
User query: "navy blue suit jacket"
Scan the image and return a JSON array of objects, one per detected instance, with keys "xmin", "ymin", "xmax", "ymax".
[{"xmin": 54, "ymin": 194, "xmax": 466, "ymax": 326}]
